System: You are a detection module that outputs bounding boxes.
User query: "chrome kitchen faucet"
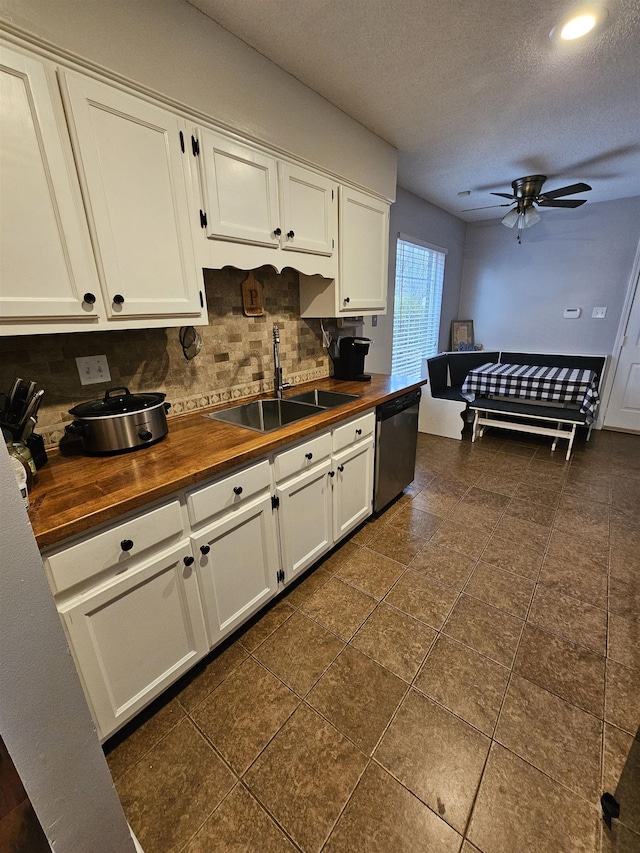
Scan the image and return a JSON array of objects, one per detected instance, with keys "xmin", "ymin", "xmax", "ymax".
[{"xmin": 273, "ymin": 324, "xmax": 290, "ymax": 399}]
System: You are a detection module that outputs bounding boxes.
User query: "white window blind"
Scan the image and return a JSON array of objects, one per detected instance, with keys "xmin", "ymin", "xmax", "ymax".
[{"xmin": 391, "ymin": 234, "xmax": 446, "ymax": 376}]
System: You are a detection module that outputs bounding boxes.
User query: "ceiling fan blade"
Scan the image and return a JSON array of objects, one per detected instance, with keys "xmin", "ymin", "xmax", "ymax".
[
  {"xmin": 540, "ymin": 182, "xmax": 592, "ymax": 200},
  {"xmin": 537, "ymin": 198, "xmax": 588, "ymax": 208},
  {"xmin": 490, "ymin": 192, "xmax": 516, "ymax": 199},
  {"xmin": 462, "ymin": 203, "xmax": 513, "ymax": 211}
]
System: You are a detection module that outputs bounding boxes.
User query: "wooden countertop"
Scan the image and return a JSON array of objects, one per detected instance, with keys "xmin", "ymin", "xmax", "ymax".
[{"xmin": 30, "ymin": 374, "xmax": 425, "ymax": 549}]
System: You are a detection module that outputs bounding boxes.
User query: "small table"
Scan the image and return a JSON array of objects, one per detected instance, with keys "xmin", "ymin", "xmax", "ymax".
[{"xmin": 461, "ymin": 362, "xmax": 600, "ymax": 458}]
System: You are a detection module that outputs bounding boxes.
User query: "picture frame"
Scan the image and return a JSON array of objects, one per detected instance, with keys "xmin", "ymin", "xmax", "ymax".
[{"xmin": 451, "ymin": 320, "xmax": 474, "ymax": 351}]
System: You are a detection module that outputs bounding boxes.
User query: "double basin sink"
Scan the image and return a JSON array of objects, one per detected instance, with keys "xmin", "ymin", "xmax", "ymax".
[{"xmin": 204, "ymin": 389, "xmax": 360, "ymax": 433}]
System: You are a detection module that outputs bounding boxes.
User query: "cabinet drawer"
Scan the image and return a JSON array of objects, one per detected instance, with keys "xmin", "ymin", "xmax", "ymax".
[
  {"xmin": 44, "ymin": 500, "xmax": 184, "ymax": 594},
  {"xmin": 187, "ymin": 459, "xmax": 271, "ymax": 527},
  {"xmin": 274, "ymin": 431, "xmax": 332, "ymax": 483},
  {"xmin": 332, "ymin": 412, "xmax": 375, "ymax": 453}
]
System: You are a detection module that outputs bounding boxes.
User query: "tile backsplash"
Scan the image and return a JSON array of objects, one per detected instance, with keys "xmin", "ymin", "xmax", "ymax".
[{"xmin": 0, "ymin": 267, "xmax": 346, "ymax": 448}]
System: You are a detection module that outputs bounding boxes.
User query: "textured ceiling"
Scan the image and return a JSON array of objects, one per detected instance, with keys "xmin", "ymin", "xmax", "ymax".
[{"xmin": 187, "ymin": 0, "xmax": 640, "ymax": 221}]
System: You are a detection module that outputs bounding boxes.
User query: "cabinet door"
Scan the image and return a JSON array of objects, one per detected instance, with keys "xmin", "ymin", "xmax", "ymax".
[
  {"xmin": 0, "ymin": 45, "xmax": 101, "ymax": 323},
  {"xmin": 59, "ymin": 542, "xmax": 207, "ymax": 741},
  {"xmin": 60, "ymin": 72, "xmax": 202, "ymax": 319},
  {"xmin": 278, "ymin": 162, "xmax": 336, "ymax": 256},
  {"xmin": 276, "ymin": 459, "xmax": 333, "ymax": 582},
  {"xmin": 333, "ymin": 439, "xmax": 374, "ymax": 540},
  {"xmin": 191, "ymin": 493, "xmax": 278, "ymax": 646},
  {"xmin": 339, "ymin": 186, "xmax": 389, "ymax": 313},
  {"xmin": 198, "ymin": 129, "xmax": 280, "ymax": 247}
]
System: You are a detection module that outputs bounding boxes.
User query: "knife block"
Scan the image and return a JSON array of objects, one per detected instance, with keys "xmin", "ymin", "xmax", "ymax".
[{"xmin": 27, "ymin": 433, "xmax": 48, "ymax": 469}]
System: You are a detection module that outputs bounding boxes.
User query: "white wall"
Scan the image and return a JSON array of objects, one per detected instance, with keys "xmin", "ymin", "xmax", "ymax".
[
  {"xmin": 363, "ymin": 185, "xmax": 467, "ymax": 374},
  {"xmin": 0, "ymin": 443, "xmax": 135, "ymax": 852},
  {"xmin": 459, "ymin": 196, "xmax": 640, "ymax": 354},
  {"xmin": 0, "ymin": 0, "xmax": 396, "ymax": 199}
]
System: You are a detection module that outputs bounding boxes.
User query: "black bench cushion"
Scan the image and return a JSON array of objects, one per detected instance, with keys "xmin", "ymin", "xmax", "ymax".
[
  {"xmin": 448, "ymin": 351, "xmax": 500, "ymax": 387},
  {"xmin": 427, "ymin": 354, "xmax": 449, "ymax": 395},
  {"xmin": 433, "ymin": 386, "xmax": 468, "ymax": 402},
  {"xmin": 468, "ymin": 396, "xmax": 587, "ymax": 423},
  {"xmin": 499, "ymin": 352, "xmax": 606, "ymax": 388}
]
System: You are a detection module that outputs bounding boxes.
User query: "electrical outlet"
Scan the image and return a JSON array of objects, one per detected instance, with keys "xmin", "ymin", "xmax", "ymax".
[
  {"xmin": 76, "ymin": 355, "xmax": 111, "ymax": 386},
  {"xmin": 592, "ymin": 306, "xmax": 607, "ymax": 319}
]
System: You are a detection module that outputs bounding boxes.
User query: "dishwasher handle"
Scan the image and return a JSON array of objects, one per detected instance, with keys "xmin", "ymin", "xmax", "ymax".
[{"xmin": 376, "ymin": 388, "xmax": 421, "ymax": 422}]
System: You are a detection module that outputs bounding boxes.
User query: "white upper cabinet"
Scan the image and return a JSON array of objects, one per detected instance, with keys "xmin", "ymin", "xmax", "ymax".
[
  {"xmin": 2, "ymin": 37, "xmax": 392, "ymax": 331},
  {"xmin": 299, "ymin": 186, "xmax": 390, "ymax": 317},
  {"xmin": 59, "ymin": 72, "xmax": 204, "ymax": 321},
  {"xmin": 339, "ymin": 186, "xmax": 389, "ymax": 313},
  {"xmin": 195, "ymin": 129, "xmax": 338, "ymax": 275},
  {"xmin": 0, "ymin": 44, "xmax": 103, "ymax": 328},
  {"xmin": 278, "ymin": 162, "xmax": 336, "ymax": 256},
  {"xmin": 198, "ymin": 130, "xmax": 280, "ymax": 247}
]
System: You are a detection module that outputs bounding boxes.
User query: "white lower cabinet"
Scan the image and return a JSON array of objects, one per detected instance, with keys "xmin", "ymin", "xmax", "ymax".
[
  {"xmin": 276, "ymin": 458, "xmax": 334, "ymax": 583},
  {"xmin": 190, "ymin": 492, "xmax": 279, "ymax": 646},
  {"xmin": 333, "ymin": 438, "xmax": 375, "ymax": 540},
  {"xmin": 58, "ymin": 540, "xmax": 207, "ymax": 741},
  {"xmin": 47, "ymin": 409, "xmax": 376, "ymax": 741},
  {"xmin": 275, "ymin": 411, "xmax": 375, "ymax": 582}
]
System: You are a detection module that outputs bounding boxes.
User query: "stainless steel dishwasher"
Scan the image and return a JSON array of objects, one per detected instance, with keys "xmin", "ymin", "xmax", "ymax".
[{"xmin": 373, "ymin": 388, "xmax": 421, "ymax": 513}]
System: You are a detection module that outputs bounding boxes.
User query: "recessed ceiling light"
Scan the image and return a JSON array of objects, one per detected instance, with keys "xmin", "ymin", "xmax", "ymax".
[
  {"xmin": 561, "ymin": 13, "xmax": 597, "ymax": 39},
  {"xmin": 550, "ymin": 7, "xmax": 608, "ymax": 42}
]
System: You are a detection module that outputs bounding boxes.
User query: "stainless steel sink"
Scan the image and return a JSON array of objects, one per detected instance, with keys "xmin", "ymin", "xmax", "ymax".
[
  {"xmin": 204, "ymin": 398, "xmax": 324, "ymax": 432},
  {"xmin": 287, "ymin": 389, "xmax": 361, "ymax": 408}
]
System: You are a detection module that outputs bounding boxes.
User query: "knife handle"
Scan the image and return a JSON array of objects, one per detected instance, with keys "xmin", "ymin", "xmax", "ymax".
[
  {"xmin": 20, "ymin": 416, "xmax": 37, "ymax": 444},
  {"xmin": 18, "ymin": 389, "xmax": 44, "ymax": 429}
]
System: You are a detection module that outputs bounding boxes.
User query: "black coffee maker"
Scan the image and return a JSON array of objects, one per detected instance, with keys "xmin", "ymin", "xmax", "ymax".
[{"xmin": 332, "ymin": 337, "xmax": 373, "ymax": 382}]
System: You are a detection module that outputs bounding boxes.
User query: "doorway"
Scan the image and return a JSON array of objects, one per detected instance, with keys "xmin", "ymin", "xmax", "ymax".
[{"xmin": 604, "ymin": 255, "xmax": 640, "ymax": 432}]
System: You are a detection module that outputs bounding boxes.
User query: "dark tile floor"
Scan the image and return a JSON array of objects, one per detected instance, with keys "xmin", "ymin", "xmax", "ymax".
[{"xmin": 105, "ymin": 428, "xmax": 640, "ymax": 853}]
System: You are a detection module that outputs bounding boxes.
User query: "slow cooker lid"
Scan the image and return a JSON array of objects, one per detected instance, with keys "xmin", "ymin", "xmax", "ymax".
[{"xmin": 69, "ymin": 386, "xmax": 166, "ymax": 418}]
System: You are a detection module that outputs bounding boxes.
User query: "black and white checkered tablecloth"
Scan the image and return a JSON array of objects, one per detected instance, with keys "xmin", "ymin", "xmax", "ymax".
[{"xmin": 461, "ymin": 362, "xmax": 600, "ymax": 424}]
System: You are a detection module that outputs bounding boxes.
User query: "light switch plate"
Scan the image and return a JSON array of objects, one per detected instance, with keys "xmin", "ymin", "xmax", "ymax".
[
  {"xmin": 563, "ymin": 308, "xmax": 581, "ymax": 319},
  {"xmin": 592, "ymin": 306, "xmax": 607, "ymax": 319},
  {"xmin": 76, "ymin": 354, "xmax": 111, "ymax": 386}
]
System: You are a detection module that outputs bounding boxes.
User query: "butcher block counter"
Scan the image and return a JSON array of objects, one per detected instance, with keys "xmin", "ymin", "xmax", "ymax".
[{"xmin": 29, "ymin": 374, "xmax": 424, "ymax": 549}]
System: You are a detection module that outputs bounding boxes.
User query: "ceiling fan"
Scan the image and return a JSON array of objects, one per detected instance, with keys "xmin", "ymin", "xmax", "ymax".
[{"xmin": 464, "ymin": 175, "xmax": 592, "ymax": 243}]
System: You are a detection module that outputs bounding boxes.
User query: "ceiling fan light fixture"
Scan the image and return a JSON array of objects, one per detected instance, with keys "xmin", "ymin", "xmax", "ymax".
[
  {"xmin": 523, "ymin": 206, "xmax": 541, "ymax": 227},
  {"xmin": 502, "ymin": 208, "xmax": 519, "ymax": 228}
]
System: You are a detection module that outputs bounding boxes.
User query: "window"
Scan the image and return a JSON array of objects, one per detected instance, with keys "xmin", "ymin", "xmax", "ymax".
[{"xmin": 391, "ymin": 234, "xmax": 446, "ymax": 376}]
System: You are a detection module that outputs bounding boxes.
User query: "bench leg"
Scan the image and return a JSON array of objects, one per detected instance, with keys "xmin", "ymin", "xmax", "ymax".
[
  {"xmin": 551, "ymin": 423, "xmax": 561, "ymax": 452},
  {"xmin": 566, "ymin": 424, "xmax": 577, "ymax": 461},
  {"xmin": 471, "ymin": 410, "xmax": 479, "ymax": 442},
  {"xmin": 587, "ymin": 424, "xmax": 593, "ymax": 441}
]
